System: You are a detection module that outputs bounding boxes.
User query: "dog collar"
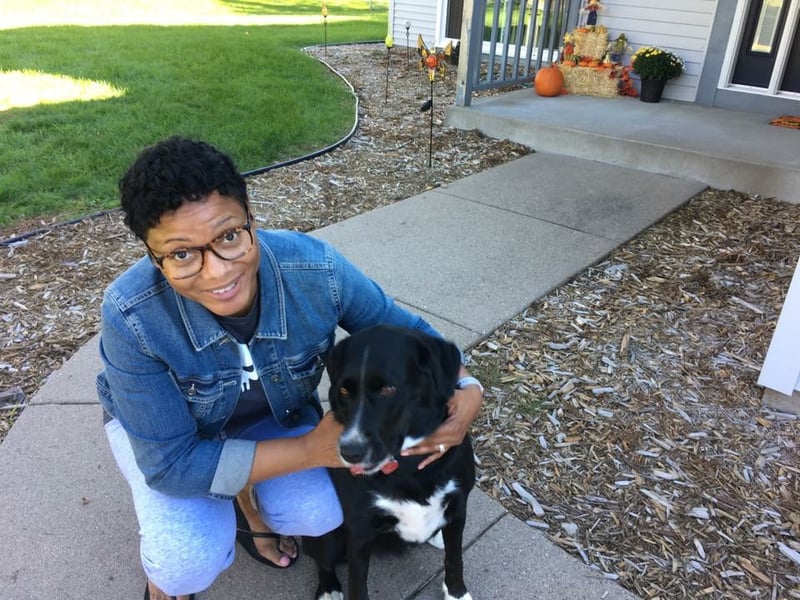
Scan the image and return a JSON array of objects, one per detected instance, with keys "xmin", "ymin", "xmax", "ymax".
[
  {"xmin": 349, "ymin": 459, "xmax": 400, "ymax": 476},
  {"xmin": 381, "ymin": 459, "xmax": 399, "ymax": 474}
]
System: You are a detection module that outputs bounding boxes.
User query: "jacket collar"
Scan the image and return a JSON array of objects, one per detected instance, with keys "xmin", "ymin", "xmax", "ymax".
[{"xmin": 176, "ymin": 233, "xmax": 287, "ymax": 351}]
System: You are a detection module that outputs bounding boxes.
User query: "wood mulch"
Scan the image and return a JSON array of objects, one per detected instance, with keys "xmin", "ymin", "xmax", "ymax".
[
  {"xmin": 1, "ymin": 43, "xmax": 799, "ymax": 599},
  {"xmin": 468, "ymin": 190, "xmax": 800, "ymax": 599}
]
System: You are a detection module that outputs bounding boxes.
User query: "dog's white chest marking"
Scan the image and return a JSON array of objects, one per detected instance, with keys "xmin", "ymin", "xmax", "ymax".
[
  {"xmin": 401, "ymin": 435, "xmax": 424, "ymax": 451},
  {"xmin": 443, "ymin": 582, "xmax": 473, "ymax": 600},
  {"xmin": 373, "ymin": 480, "xmax": 457, "ymax": 543}
]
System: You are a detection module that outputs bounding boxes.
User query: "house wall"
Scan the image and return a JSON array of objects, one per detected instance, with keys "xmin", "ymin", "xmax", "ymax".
[
  {"xmin": 759, "ymin": 257, "xmax": 800, "ymax": 396},
  {"xmin": 590, "ymin": 0, "xmax": 717, "ymax": 102},
  {"xmin": 697, "ymin": 0, "xmax": 800, "ymax": 115},
  {"xmin": 391, "ymin": 0, "xmax": 439, "ymax": 49}
]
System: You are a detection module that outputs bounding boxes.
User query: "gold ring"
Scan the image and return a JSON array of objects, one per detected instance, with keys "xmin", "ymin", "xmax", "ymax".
[{"xmin": 438, "ymin": 443, "xmax": 446, "ymax": 454}]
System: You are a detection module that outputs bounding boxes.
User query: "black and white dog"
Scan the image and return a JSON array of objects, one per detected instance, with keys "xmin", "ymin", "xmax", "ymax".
[{"xmin": 303, "ymin": 325, "xmax": 475, "ymax": 600}]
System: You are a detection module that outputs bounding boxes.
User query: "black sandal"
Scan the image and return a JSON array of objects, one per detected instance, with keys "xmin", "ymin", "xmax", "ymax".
[
  {"xmin": 233, "ymin": 498, "xmax": 299, "ymax": 568},
  {"xmin": 143, "ymin": 583, "xmax": 195, "ymax": 599}
]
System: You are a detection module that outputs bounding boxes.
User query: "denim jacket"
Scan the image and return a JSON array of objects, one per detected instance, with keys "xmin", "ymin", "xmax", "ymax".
[{"xmin": 96, "ymin": 229, "xmax": 438, "ymax": 499}]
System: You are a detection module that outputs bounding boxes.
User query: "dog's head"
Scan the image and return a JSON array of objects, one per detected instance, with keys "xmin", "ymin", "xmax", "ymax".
[{"xmin": 326, "ymin": 325, "xmax": 462, "ymax": 475}]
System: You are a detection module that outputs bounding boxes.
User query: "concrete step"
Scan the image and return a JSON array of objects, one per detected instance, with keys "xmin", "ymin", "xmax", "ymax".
[{"xmin": 446, "ymin": 91, "xmax": 799, "ymax": 204}]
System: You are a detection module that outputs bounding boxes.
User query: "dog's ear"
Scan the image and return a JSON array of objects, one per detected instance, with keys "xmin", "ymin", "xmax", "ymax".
[
  {"xmin": 413, "ymin": 333, "xmax": 463, "ymax": 402},
  {"xmin": 325, "ymin": 335, "xmax": 351, "ymax": 408}
]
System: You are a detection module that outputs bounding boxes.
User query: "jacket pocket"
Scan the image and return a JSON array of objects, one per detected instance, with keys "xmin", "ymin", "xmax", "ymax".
[
  {"xmin": 285, "ymin": 337, "xmax": 331, "ymax": 398},
  {"xmin": 176, "ymin": 377, "xmax": 228, "ymax": 420}
]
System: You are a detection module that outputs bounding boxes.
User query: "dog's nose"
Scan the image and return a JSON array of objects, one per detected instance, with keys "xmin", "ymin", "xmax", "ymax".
[{"xmin": 339, "ymin": 439, "xmax": 368, "ymax": 465}]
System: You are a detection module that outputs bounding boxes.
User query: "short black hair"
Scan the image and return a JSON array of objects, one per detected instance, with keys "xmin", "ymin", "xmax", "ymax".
[{"xmin": 119, "ymin": 137, "xmax": 248, "ymax": 241}]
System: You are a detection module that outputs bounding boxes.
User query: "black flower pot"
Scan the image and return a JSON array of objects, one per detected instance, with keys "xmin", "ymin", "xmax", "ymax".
[{"xmin": 639, "ymin": 78, "xmax": 667, "ymax": 103}]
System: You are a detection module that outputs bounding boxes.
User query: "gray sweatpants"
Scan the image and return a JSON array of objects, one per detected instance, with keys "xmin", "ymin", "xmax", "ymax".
[{"xmin": 105, "ymin": 416, "xmax": 343, "ymax": 596}]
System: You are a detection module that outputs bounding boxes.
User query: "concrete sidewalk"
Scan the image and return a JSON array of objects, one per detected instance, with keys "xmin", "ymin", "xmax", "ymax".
[{"xmin": 0, "ymin": 153, "xmax": 705, "ymax": 599}]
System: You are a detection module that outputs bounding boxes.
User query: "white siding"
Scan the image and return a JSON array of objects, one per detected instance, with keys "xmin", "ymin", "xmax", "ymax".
[
  {"xmin": 391, "ymin": 0, "xmax": 438, "ymax": 49},
  {"xmin": 594, "ymin": 0, "xmax": 718, "ymax": 101},
  {"xmin": 759, "ymin": 257, "xmax": 800, "ymax": 395}
]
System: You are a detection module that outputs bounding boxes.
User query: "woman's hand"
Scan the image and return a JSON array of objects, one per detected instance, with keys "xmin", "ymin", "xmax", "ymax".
[
  {"xmin": 306, "ymin": 411, "xmax": 346, "ymax": 469},
  {"xmin": 400, "ymin": 382, "xmax": 483, "ymax": 470},
  {"xmin": 250, "ymin": 411, "xmax": 344, "ymax": 484}
]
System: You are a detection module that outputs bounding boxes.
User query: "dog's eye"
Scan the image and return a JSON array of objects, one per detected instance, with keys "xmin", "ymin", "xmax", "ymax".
[{"xmin": 379, "ymin": 385, "xmax": 396, "ymax": 397}]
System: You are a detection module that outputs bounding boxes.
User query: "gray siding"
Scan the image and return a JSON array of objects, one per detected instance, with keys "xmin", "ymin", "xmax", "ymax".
[{"xmin": 587, "ymin": 0, "xmax": 717, "ymax": 101}]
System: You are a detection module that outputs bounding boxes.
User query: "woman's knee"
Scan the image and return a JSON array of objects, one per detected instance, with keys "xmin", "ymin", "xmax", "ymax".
[
  {"xmin": 254, "ymin": 467, "xmax": 343, "ymax": 537},
  {"xmin": 139, "ymin": 501, "xmax": 236, "ymax": 595},
  {"xmin": 141, "ymin": 523, "xmax": 235, "ymax": 595},
  {"xmin": 286, "ymin": 495, "xmax": 343, "ymax": 537}
]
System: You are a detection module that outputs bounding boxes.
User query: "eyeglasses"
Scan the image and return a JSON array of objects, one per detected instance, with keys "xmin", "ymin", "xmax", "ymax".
[{"xmin": 146, "ymin": 214, "xmax": 255, "ymax": 280}]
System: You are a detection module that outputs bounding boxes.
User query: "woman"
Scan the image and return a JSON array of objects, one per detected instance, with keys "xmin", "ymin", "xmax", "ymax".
[{"xmin": 96, "ymin": 137, "xmax": 484, "ymax": 600}]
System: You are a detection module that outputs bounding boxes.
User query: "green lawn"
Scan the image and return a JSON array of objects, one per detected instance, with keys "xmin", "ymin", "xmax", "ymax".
[{"xmin": 0, "ymin": 1, "xmax": 388, "ymax": 229}]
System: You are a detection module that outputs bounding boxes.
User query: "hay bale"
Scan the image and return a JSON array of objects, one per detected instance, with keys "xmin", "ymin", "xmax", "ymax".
[
  {"xmin": 559, "ymin": 65, "xmax": 619, "ymax": 97},
  {"xmin": 573, "ymin": 30, "xmax": 608, "ymax": 60}
]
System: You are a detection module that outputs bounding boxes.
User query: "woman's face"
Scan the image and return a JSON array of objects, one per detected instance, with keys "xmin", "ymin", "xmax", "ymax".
[{"xmin": 145, "ymin": 191, "xmax": 260, "ymax": 317}]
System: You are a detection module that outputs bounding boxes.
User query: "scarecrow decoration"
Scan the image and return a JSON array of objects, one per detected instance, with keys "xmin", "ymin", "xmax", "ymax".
[{"xmin": 581, "ymin": 0, "xmax": 604, "ymax": 27}]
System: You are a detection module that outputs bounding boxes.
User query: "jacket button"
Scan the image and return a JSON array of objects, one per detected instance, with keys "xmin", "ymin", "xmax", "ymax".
[
  {"xmin": 271, "ymin": 374, "xmax": 281, "ymax": 383},
  {"xmin": 187, "ymin": 384, "xmax": 197, "ymax": 397}
]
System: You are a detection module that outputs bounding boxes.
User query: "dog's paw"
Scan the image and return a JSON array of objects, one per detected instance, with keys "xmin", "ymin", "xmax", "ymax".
[
  {"xmin": 318, "ymin": 592, "xmax": 344, "ymax": 600},
  {"xmin": 442, "ymin": 582, "xmax": 473, "ymax": 600},
  {"xmin": 427, "ymin": 530, "xmax": 445, "ymax": 549}
]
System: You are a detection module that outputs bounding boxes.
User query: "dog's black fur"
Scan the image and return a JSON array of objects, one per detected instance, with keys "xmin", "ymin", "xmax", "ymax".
[{"xmin": 303, "ymin": 325, "xmax": 475, "ymax": 600}]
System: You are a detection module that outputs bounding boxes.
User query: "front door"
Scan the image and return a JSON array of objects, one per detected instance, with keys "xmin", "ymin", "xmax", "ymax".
[
  {"xmin": 782, "ymin": 17, "xmax": 800, "ymax": 91},
  {"xmin": 732, "ymin": 0, "xmax": 800, "ymax": 92}
]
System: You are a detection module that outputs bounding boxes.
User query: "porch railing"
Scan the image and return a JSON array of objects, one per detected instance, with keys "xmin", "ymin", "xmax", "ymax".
[{"xmin": 455, "ymin": 0, "xmax": 580, "ymax": 106}]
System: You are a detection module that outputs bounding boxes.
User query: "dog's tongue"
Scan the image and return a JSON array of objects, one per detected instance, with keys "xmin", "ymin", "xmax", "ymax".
[{"xmin": 381, "ymin": 460, "xmax": 399, "ymax": 474}]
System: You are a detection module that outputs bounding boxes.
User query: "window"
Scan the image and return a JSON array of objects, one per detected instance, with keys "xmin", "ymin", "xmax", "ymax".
[{"xmin": 751, "ymin": 0, "xmax": 785, "ymax": 53}]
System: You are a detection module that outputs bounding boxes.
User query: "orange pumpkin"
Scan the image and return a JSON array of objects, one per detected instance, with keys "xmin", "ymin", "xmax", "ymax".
[{"xmin": 534, "ymin": 64, "xmax": 564, "ymax": 97}]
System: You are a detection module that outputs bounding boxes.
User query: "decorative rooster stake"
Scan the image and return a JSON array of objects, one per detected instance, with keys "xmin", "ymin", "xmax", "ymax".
[{"xmin": 417, "ymin": 35, "xmax": 452, "ymax": 168}]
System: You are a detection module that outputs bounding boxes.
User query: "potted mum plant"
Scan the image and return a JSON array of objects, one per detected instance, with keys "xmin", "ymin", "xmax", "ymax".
[{"xmin": 631, "ymin": 46, "xmax": 684, "ymax": 102}]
